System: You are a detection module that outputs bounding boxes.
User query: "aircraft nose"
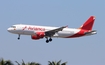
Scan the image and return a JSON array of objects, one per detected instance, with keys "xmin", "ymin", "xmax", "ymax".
[
  {"xmin": 7, "ymin": 28, "xmax": 11, "ymax": 32},
  {"xmin": 7, "ymin": 28, "xmax": 13, "ymax": 32}
]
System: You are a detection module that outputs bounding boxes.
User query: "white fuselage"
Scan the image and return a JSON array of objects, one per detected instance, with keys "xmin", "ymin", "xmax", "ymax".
[{"xmin": 7, "ymin": 24, "xmax": 81, "ymax": 38}]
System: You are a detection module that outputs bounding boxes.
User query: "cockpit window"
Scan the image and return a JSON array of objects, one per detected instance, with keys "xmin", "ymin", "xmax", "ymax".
[{"xmin": 11, "ymin": 26, "xmax": 16, "ymax": 28}]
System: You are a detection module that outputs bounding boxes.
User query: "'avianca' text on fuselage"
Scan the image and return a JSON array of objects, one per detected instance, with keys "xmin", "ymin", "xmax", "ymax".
[
  {"xmin": 7, "ymin": 16, "xmax": 97, "ymax": 43},
  {"xmin": 22, "ymin": 26, "xmax": 45, "ymax": 31}
]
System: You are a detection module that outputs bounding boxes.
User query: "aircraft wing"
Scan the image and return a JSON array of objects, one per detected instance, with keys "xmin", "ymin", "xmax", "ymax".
[{"xmin": 45, "ymin": 26, "xmax": 67, "ymax": 37}]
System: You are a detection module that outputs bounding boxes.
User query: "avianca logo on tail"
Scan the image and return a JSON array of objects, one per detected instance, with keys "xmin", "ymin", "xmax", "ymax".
[
  {"xmin": 23, "ymin": 26, "xmax": 45, "ymax": 31},
  {"xmin": 79, "ymin": 16, "xmax": 95, "ymax": 30}
]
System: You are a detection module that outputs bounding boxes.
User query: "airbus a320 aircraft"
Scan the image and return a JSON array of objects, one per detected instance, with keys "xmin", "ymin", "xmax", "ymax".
[{"xmin": 7, "ymin": 16, "xmax": 97, "ymax": 43}]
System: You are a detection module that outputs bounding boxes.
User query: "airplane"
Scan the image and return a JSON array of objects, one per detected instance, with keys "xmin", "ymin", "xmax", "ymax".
[{"xmin": 7, "ymin": 16, "xmax": 97, "ymax": 43}]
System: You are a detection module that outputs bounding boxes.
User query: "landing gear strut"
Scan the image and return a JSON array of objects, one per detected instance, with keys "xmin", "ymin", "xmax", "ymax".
[
  {"xmin": 18, "ymin": 34, "xmax": 20, "ymax": 40},
  {"xmin": 49, "ymin": 38, "xmax": 52, "ymax": 41},
  {"xmin": 45, "ymin": 37, "xmax": 52, "ymax": 43},
  {"xmin": 46, "ymin": 37, "xmax": 49, "ymax": 43}
]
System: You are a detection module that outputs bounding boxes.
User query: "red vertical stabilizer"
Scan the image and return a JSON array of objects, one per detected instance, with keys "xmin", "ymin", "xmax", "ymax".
[{"xmin": 80, "ymin": 16, "xmax": 95, "ymax": 30}]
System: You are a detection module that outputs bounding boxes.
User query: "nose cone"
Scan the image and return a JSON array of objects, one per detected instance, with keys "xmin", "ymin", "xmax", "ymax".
[
  {"xmin": 7, "ymin": 28, "xmax": 11, "ymax": 32},
  {"xmin": 7, "ymin": 28, "xmax": 13, "ymax": 32}
]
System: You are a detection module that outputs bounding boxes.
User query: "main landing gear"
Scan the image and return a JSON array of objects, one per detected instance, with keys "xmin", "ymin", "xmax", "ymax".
[
  {"xmin": 18, "ymin": 34, "xmax": 20, "ymax": 40},
  {"xmin": 46, "ymin": 37, "xmax": 52, "ymax": 43}
]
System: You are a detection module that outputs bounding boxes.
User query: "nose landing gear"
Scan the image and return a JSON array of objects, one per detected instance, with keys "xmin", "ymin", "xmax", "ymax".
[{"xmin": 18, "ymin": 34, "xmax": 20, "ymax": 40}]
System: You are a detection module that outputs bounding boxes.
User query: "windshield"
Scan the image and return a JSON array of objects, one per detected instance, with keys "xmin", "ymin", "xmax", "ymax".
[{"xmin": 11, "ymin": 26, "xmax": 16, "ymax": 28}]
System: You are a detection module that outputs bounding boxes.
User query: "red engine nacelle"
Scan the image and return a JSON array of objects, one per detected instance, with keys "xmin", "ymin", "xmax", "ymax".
[{"xmin": 31, "ymin": 32, "xmax": 45, "ymax": 40}]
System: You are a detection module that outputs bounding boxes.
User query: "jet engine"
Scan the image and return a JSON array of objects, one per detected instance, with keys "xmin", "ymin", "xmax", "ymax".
[{"xmin": 31, "ymin": 32, "xmax": 45, "ymax": 40}]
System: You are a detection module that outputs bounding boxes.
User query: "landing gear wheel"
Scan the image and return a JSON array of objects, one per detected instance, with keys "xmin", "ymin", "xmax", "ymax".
[
  {"xmin": 49, "ymin": 38, "xmax": 52, "ymax": 41},
  {"xmin": 18, "ymin": 37, "xmax": 20, "ymax": 40},
  {"xmin": 45, "ymin": 37, "xmax": 52, "ymax": 43},
  {"xmin": 46, "ymin": 40, "xmax": 49, "ymax": 43}
]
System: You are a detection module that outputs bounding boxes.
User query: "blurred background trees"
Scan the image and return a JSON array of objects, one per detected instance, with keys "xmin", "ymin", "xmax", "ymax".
[{"xmin": 0, "ymin": 58, "xmax": 67, "ymax": 65}]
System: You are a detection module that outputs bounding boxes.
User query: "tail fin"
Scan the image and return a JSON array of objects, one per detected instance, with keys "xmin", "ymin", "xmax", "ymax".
[{"xmin": 79, "ymin": 16, "xmax": 95, "ymax": 30}]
